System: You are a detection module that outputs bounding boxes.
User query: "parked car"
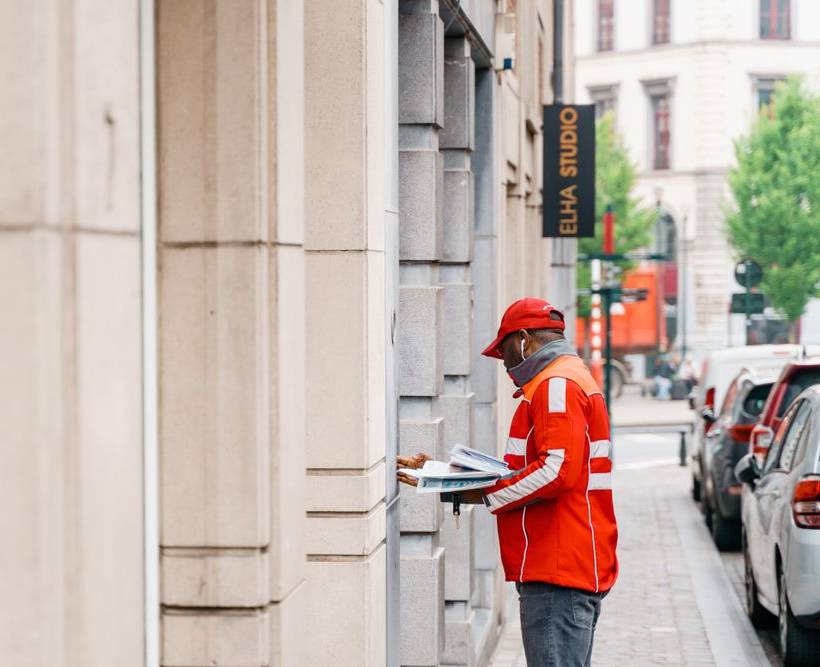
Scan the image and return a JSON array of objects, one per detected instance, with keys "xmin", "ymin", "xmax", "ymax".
[
  {"xmin": 736, "ymin": 386, "xmax": 820, "ymax": 666},
  {"xmin": 701, "ymin": 367, "xmax": 777, "ymax": 550},
  {"xmin": 690, "ymin": 345, "xmax": 816, "ymax": 503},
  {"xmin": 749, "ymin": 356, "xmax": 820, "ymax": 463}
]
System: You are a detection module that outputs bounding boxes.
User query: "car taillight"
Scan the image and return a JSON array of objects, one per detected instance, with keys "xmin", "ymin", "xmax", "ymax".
[
  {"xmin": 793, "ymin": 475, "xmax": 820, "ymax": 529},
  {"xmin": 728, "ymin": 424, "xmax": 754, "ymax": 443},
  {"xmin": 704, "ymin": 387, "xmax": 714, "ymax": 409},
  {"xmin": 704, "ymin": 387, "xmax": 716, "ymax": 433},
  {"xmin": 750, "ymin": 424, "xmax": 774, "ymax": 457}
]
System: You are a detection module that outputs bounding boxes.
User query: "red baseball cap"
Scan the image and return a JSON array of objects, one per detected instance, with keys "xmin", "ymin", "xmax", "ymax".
[{"xmin": 481, "ymin": 298, "xmax": 565, "ymax": 359}]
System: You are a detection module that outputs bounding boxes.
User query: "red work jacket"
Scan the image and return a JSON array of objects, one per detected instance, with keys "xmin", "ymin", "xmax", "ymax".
[{"xmin": 484, "ymin": 355, "xmax": 618, "ymax": 593}]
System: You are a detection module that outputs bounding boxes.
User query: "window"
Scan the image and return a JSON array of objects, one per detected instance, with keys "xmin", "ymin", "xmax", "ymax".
[
  {"xmin": 764, "ymin": 400, "xmax": 811, "ymax": 473},
  {"xmin": 756, "ymin": 77, "xmax": 785, "ymax": 110},
  {"xmin": 720, "ymin": 382, "xmax": 739, "ymax": 420},
  {"xmin": 643, "ymin": 78, "xmax": 673, "ymax": 170},
  {"xmin": 760, "ymin": 0, "xmax": 791, "ymax": 40},
  {"xmin": 589, "ymin": 85, "xmax": 618, "ymax": 120},
  {"xmin": 763, "ymin": 402, "xmax": 797, "ymax": 473},
  {"xmin": 735, "ymin": 382, "xmax": 773, "ymax": 424},
  {"xmin": 778, "ymin": 401, "xmax": 811, "ymax": 471},
  {"xmin": 650, "ymin": 92, "xmax": 671, "ymax": 169},
  {"xmin": 652, "ymin": 0, "xmax": 671, "ymax": 45},
  {"xmin": 778, "ymin": 369, "xmax": 820, "ymax": 417},
  {"xmin": 597, "ymin": 0, "xmax": 614, "ymax": 52}
]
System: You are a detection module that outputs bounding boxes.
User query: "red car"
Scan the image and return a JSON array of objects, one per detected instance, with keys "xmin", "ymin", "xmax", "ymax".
[{"xmin": 750, "ymin": 356, "xmax": 820, "ymax": 461}]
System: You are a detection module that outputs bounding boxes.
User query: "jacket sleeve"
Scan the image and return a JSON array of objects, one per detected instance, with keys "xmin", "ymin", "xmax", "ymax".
[{"xmin": 483, "ymin": 377, "xmax": 589, "ymax": 514}]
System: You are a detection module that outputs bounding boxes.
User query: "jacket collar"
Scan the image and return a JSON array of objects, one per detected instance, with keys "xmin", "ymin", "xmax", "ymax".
[{"xmin": 508, "ymin": 338, "xmax": 577, "ymax": 392}]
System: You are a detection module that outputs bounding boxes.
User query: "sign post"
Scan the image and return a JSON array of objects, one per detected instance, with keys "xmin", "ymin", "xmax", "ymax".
[
  {"xmin": 543, "ymin": 104, "xmax": 596, "ymax": 238},
  {"xmin": 733, "ymin": 259, "xmax": 764, "ymax": 344}
]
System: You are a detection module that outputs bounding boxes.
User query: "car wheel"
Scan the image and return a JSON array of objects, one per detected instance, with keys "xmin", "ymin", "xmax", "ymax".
[
  {"xmin": 691, "ymin": 475, "xmax": 701, "ymax": 502},
  {"xmin": 778, "ymin": 563, "xmax": 820, "ymax": 667},
  {"xmin": 702, "ymin": 490, "xmax": 713, "ymax": 527},
  {"xmin": 710, "ymin": 502, "xmax": 741, "ymax": 551},
  {"xmin": 743, "ymin": 532, "xmax": 775, "ymax": 628}
]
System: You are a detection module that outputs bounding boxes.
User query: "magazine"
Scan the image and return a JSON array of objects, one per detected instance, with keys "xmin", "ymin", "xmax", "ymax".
[{"xmin": 398, "ymin": 446, "xmax": 513, "ymax": 494}]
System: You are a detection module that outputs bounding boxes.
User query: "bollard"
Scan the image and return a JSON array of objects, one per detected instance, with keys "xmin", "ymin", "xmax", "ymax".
[{"xmin": 679, "ymin": 430, "xmax": 687, "ymax": 467}]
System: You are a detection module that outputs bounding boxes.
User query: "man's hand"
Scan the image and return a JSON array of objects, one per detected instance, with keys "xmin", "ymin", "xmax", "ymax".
[{"xmin": 396, "ymin": 453, "xmax": 430, "ymax": 487}]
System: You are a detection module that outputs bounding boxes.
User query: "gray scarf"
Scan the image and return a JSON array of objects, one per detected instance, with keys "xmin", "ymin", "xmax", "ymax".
[{"xmin": 508, "ymin": 338, "xmax": 577, "ymax": 388}]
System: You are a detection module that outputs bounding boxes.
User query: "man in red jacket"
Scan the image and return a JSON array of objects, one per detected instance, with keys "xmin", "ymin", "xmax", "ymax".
[{"xmin": 398, "ymin": 298, "xmax": 618, "ymax": 667}]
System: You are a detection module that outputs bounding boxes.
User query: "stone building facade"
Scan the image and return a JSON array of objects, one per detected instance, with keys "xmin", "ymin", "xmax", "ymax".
[
  {"xmin": 574, "ymin": 0, "xmax": 820, "ymax": 355},
  {"xmin": 1, "ymin": 1, "xmax": 575, "ymax": 666}
]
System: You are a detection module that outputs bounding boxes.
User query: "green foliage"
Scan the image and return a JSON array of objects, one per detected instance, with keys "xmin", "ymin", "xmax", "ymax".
[
  {"xmin": 726, "ymin": 77, "xmax": 820, "ymax": 322},
  {"xmin": 577, "ymin": 114, "xmax": 655, "ymax": 316}
]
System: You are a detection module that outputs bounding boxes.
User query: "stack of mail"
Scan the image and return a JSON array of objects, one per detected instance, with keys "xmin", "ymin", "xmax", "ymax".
[{"xmin": 399, "ymin": 445, "xmax": 514, "ymax": 494}]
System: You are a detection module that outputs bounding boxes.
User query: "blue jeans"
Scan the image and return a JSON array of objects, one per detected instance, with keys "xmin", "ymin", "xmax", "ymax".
[{"xmin": 516, "ymin": 582, "xmax": 606, "ymax": 667}]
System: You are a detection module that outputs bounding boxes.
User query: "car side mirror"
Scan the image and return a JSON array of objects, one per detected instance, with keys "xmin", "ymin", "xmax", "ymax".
[
  {"xmin": 701, "ymin": 407, "xmax": 716, "ymax": 424},
  {"xmin": 734, "ymin": 453, "xmax": 761, "ymax": 488}
]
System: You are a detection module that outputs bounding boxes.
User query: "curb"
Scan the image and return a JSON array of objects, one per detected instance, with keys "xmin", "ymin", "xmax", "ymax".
[{"xmin": 672, "ymin": 492, "xmax": 771, "ymax": 666}]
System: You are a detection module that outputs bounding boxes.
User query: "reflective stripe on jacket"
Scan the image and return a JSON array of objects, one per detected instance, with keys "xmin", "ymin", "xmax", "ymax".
[{"xmin": 485, "ymin": 355, "xmax": 619, "ymax": 593}]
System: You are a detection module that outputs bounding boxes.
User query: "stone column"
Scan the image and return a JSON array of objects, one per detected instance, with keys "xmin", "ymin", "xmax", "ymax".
[
  {"xmin": 469, "ymin": 63, "xmax": 503, "ymax": 667},
  {"xmin": 303, "ymin": 1, "xmax": 388, "ymax": 665},
  {"xmin": 398, "ymin": 2, "xmax": 446, "ymax": 665},
  {"xmin": 0, "ymin": 3, "xmax": 145, "ymax": 666},
  {"xmin": 156, "ymin": 1, "xmax": 306, "ymax": 665},
  {"xmin": 439, "ymin": 35, "xmax": 481, "ymax": 667}
]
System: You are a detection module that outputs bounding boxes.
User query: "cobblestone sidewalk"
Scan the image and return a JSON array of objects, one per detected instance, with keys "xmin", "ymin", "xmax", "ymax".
[{"xmin": 488, "ymin": 464, "xmax": 770, "ymax": 666}]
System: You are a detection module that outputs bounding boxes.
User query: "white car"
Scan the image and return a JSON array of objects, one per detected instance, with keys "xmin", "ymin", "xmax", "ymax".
[
  {"xmin": 736, "ymin": 386, "xmax": 820, "ymax": 666},
  {"xmin": 690, "ymin": 345, "xmax": 819, "ymax": 503}
]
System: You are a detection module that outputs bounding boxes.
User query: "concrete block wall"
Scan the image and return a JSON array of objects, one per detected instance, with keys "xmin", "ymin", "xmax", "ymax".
[
  {"xmin": 0, "ymin": 3, "xmax": 145, "ymax": 665},
  {"xmin": 398, "ymin": 4, "xmax": 448, "ymax": 664},
  {"xmin": 156, "ymin": 1, "xmax": 307, "ymax": 665},
  {"xmin": 397, "ymin": 2, "xmax": 504, "ymax": 663},
  {"xmin": 303, "ymin": 1, "xmax": 389, "ymax": 665},
  {"xmin": 437, "ymin": 38, "xmax": 479, "ymax": 662}
]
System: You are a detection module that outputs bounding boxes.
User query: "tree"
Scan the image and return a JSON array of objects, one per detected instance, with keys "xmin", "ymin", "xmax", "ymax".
[
  {"xmin": 577, "ymin": 114, "xmax": 655, "ymax": 316},
  {"xmin": 726, "ymin": 77, "xmax": 820, "ymax": 333}
]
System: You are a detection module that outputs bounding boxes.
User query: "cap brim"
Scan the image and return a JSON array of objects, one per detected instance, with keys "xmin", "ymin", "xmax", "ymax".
[{"xmin": 481, "ymin": 334, "xmax": 506, "ymax": 359}]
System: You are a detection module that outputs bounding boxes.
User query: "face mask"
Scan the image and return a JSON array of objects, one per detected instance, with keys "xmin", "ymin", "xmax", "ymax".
[{"xmin": 508, "ymin": 336, "xmax": 531, "ymax": 387}]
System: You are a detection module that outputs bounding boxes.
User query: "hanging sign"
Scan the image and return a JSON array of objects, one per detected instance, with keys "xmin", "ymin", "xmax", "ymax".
[{"xmin": 542, "ymin": 104, "xmax": 596, "ymax": 238}]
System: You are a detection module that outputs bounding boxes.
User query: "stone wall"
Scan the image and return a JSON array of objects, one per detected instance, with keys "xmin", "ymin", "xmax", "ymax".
[
  {"xmin": 156, "ymin": 1, "xmax": 307, "ymax": 664},
  {"xmin": 0, "ymin": 2, "xmax": 574, "ymax": 666},
  {"xmin": 0, "ymin": 2, "xmax": 145, "ymax": 665}
]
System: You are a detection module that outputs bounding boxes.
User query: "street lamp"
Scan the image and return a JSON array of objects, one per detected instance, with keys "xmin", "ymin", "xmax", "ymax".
[
  {"xmin": 680, "ymin": 208, "xmax": 689, "ymax": 360},
  {"xmin": 653, "ymin": 186, "xmax": 665, "ymax": 355},
  {"xmin": 653, "ymin": 186, "xmax": 665, "ymax": 256}
]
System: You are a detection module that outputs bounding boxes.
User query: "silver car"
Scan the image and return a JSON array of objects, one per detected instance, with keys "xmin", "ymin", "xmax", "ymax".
[{"xmin": 736, "ymin": 385, "xmax": 820, "ymax": 667}]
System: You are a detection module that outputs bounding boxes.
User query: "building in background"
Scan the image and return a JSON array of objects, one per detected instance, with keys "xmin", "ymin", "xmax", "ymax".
[
  {"xmin": 574, "ymin": 0, "xmax": 820, "ymax": 357},
  {"xmin": 0, "ymin": 1, "xmax": 574, "ymax": 666}
]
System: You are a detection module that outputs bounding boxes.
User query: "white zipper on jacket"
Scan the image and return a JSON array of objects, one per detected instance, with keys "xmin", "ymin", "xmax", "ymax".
[
  {"xmin": 585, "ymin": 430, "xmax": 600, "ymax": 592},
  {"xmin": 519, "ymin": 426, "xmax": 534, "ymax": 582}
]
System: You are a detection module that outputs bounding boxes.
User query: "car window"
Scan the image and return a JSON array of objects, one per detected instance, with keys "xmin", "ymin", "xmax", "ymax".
[
  {"xmin": 720, "ymin": 382, "xmax": 738, "ymax": 419},
  {"xmin": 777, "ymin": 368, "xmax": 820, "ymax": 417},
  {"xmin": 776, "ymin": 401, "xmax": 812, "ymax": 472},
  {"xmin": 789, "ymin": 415, "xmax": 813, "ymax": 472},
  {"xmin": 763, "ymin": 404, "xmax": 797, "ymax": 474},
  {"xmin": 734, "ymin": 382, "xmax": 772, "ymax": 424}
]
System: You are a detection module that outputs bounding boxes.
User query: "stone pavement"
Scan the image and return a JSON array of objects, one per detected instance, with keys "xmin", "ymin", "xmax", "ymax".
[
  {"xmin": 611, "ymin": 384, "xmax": 692, "ymax": 428},
  {"xmin": 488, "ymin": 462, "xmax": 772, "ymax": 667}
]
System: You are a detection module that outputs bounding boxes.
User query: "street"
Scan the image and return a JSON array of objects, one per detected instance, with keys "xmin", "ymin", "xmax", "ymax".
[{"xmin": 488, "ymin": 389, "xmax": 782, "ymax": 667}]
